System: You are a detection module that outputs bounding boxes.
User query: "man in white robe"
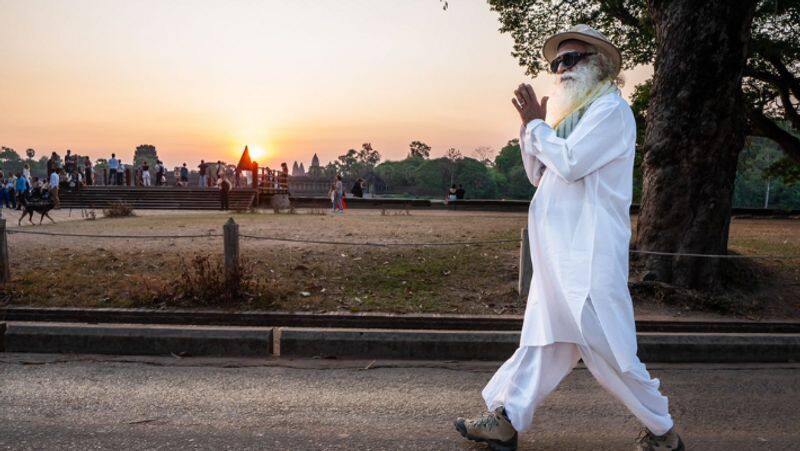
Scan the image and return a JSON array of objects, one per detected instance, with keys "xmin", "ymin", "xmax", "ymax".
[{"xmin": 454, "ymin": 25, "xmax": 683, "ymax": 451}]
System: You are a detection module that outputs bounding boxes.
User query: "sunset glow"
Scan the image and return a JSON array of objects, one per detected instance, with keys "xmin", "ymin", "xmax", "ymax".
[
  {"xmin": 0, "ymin": 0, "xmax": 651, "ymax": 169},
  {"xmin": 245, "ymin": 145, "xmax": 269, "ymax": 164}
]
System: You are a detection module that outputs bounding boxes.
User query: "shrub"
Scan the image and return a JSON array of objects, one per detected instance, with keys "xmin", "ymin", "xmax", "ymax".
[
  {"xmin": 102, "ymin": 201, "xmax": 134, "ymax": 218},
  {"xmin": 161, "ymin": 254, "xmax": 267, "ymax": 306}
]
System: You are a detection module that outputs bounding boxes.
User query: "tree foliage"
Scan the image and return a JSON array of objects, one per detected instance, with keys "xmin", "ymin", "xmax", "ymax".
[
  {"xmin": 408, "ymin": 140, "xmax": 431, "ymax": 159},
  {"xmin": 487, "ymin": 0, "xmax": 800, "ymax": 179},
  {"xmin": 331, "ymin": 142, "xmax": 382, "ymax": 180}
]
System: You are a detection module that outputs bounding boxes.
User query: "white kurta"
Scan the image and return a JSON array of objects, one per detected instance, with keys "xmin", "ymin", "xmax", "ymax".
[{"xmin": 519, "ymin": 91, "xmax": 638, "ymax": 372}]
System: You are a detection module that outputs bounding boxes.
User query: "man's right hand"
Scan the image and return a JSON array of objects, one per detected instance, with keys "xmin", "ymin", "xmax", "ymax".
[{"xmin": 512, "ymin": 83, "xmax": 548, "ymax": 127}]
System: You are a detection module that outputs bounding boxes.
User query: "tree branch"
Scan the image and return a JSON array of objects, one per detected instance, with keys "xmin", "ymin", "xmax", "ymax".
[
  {"xmin": 764, "ymin": 54, "xmax": 800, "ymax": 100},
  {"xmin": 749, "ymin": 109, "xmax": 800, "ymax": 162},
  {"xmin": 743, "ymin": 66, "xmax": 800, "ymax": 131},
  {"xmin": 600, "ymin": 0, "xmax": 644, "ymax": 29}
]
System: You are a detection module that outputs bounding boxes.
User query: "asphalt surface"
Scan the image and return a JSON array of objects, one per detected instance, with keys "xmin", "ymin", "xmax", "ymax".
[{"xmin": 1, "ymin": 354, "xmax": 798, "ymax": 450}]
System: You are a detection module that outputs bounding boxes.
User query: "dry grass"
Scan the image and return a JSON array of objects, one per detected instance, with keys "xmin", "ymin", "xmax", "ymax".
[{"xmin": 1, "ymin": 209, "xmax": 797, "ymax": 320}]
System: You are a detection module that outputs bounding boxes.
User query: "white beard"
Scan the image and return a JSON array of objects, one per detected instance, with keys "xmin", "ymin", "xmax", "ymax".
[{"xmin": 546, "ymin": 60, "xmax": 604, "ymax": 126}]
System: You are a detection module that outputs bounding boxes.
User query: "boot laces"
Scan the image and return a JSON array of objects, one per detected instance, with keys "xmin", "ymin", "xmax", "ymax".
[{"xmin": 474, "ymin": 411, "xmax": 499, "ymax": 431}]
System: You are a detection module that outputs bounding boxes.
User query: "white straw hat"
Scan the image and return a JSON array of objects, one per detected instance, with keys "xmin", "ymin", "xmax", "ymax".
[{"xmin": 542, "ymin": 24, "xmax": 622, "ymax": 76}]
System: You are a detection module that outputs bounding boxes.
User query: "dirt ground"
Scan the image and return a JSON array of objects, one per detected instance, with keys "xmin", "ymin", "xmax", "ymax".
[{"xmin": 1, "ymin": 207, "xmax": 798, "ymax": 320}]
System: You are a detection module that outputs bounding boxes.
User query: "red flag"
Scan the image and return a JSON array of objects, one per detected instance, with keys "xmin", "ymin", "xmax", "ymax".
[{"xmin": 237, "ymin": 145, "xmax": 253, "ymax": 171}]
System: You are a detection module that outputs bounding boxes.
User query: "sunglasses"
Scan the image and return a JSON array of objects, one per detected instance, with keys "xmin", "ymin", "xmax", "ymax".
[{"xmin": 549, "ymin": 52, "xmax": 595, "ymax": 73}]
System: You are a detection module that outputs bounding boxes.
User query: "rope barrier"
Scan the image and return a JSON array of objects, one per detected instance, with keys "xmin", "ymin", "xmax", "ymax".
[
  {"xmin": 5, "ymin": 228, "xmax": 799, "ymax": 259},
  {"xmin": 239, "ymin": 234, "xmax": 521, "ymax": 247},
  {"xmin": 6, "ymin": 229, "xmax": 221, "ymax": 239}
]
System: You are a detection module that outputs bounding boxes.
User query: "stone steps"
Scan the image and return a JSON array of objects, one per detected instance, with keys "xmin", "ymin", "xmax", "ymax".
[{"xmin": 58, "ymin": 187, "xmax": 256, "ymax": 210}]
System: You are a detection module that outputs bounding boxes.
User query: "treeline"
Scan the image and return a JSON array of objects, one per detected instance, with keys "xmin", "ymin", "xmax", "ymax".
[
  {"xmin": 318, "ymin": 138, "xmax": 800, "ymax": 208},
  {"xmin": 314, "ymin": 141, "xmax": 534, "ymax": 199}
]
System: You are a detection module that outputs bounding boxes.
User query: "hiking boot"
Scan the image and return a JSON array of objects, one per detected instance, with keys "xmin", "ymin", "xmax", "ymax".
[
  {"xmin": 635, "ymin": 427, "xmax": 684, "ymax": 451},
  {"xmin": 454, "ymin": 406, "xmax": 518, "ymax": 451}
]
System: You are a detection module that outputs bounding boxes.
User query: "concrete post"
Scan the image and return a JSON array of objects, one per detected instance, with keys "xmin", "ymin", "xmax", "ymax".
[
  {"xmin": 518, "ymin": 227, "xmax": 532, "ymax": 299},
  {"xmin": 223, "ymin": 218, "xmax": 239, "ymax": 279},
  {"xmin": 0, "ymin": 219, "xmax": 9, "ymax": 283}
]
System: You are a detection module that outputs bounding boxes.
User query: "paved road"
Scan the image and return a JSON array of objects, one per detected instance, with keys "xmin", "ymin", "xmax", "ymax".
[{"xmin": 1, "ymin": 354, "xmax": 798, "ymax": 450}]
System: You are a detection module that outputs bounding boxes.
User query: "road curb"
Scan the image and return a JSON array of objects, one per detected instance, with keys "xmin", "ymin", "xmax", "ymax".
[
  {"xmin": 3, "ymin": 322, "xmax": 273, "ymax": 357},
  {"xmin": 4, "ymin": 306, "xmax": 799, "ymax": 333},
  {"xmin": 277, "ymin": 328, "xmax": 800, "ymax": 363},
  {"xmin": 3, "ymin": 322, "xmax": 799, "ymax": 363},
  {"xmin": 279, "ymin": 328, "xmax": 520, "ymax": 360},
  {"xmin": 636, "ymin": 333, "xmax": 800, "ymax": 363}
]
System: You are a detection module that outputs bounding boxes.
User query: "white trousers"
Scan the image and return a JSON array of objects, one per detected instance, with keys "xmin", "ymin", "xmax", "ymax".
[
  {"xmin": 482, "ymin": 298, "xmax": 673, "ymax": 435},
  {"xmin": 142, "ymin": 172, "xmax": 151, "ymax": 186}
]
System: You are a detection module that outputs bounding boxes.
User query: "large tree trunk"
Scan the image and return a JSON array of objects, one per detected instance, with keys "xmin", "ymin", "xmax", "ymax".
[{"xmin": 635, "ymin": 0, "xmax": 757, "ymax": 289}]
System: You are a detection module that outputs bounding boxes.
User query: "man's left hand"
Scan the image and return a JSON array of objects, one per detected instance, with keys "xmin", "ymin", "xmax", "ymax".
[{"xmin": 512, "ymin": 83, "xmax": 548, "ymax": 126}]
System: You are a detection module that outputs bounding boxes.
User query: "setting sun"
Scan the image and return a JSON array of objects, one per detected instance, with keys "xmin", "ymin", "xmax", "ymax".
[{"xmin": 246, "ymin": 145, "xmax": 269, "ymax": 162}]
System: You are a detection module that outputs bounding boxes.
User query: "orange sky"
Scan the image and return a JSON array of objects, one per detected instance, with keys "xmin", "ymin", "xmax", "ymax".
[{"xmin": 0, "ymin": 0, "xmax": 651, "ymax": 168}]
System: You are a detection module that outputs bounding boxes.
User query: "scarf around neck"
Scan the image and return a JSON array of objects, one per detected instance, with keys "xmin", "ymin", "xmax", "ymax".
[{"xmin": 548, "ymin": 81, "xmax": 618, "ymax": 139}]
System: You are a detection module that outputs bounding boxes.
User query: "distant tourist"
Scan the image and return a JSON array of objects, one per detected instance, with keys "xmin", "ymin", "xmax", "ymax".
[
  {"xmin": 0, "ymin": 178, "xmax": 10, "ymax": 209},
  {"xmin": 155, "ymin": 160, "xmax": 165, "ymax": 186},
  {"xmin": 64, "ymin": 149, "xmax": 77, "ymax": 176},
  {"xmin": 84, "ymin": 157, "xmax": 93, "ymax": 186},
  {"xmin": 217, "ymin": 175, "xmax": 232, "ymax": 210},
  {"xmin": 134, "ymin": 164, "xmax": 143, "ymax": 186},
  {"xmin": 334, "ymin": 174, "xmax": 344, "ymax": 214},
  {"xmin": 351, "ymin": 178, "xmax": 364, "ymax": 198},
  {"xmin": 22, "ymin": 163, "xmax": 31, "ymax": 182},
  {"xmin": 67, "ymin": 168, "xmax": 83, "ymax": 190},
  {"xmin": 279, "ymin": 162, "xmax": 289, "ymax": 190},
  {"xmin": 117, "ymin": 159, "xmax": 126, "ymax": 186},
  {"xmin": 15, "ymin": 171, "xmax": 30, "ymax": 209},
  {"xmin": 108, "ymin": 153, "xmax": 119, "ymax": 185},
  {"xmin": 329, "ymin": 182, "xmax": 336, "ymax": 212},
  {"xmin": 198, "ymin": 160, "xmax": 208, "ymax": 188},
  {"xmin": 140, "ymin": 161, "xmax": 150, "ymax": 186},
  {"xmin": 5, "ymin": 176, "xmax": 16, "ymax": 209},
  {"xmin": 456, "ymin": 184, "xmax": 465, "ymax": 200},
  {"xmin": 47, "ymin": 152, "xmax": 59, "ymax": 177},
  {"xmin": 447, "ymin": 184, "xmax": 457, "ymax": 202},
  {"xmin": 179, "ymin": 163, "xmax": 189, "ymax": 187}
]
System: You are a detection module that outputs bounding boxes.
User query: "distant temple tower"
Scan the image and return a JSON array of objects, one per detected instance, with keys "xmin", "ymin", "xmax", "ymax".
[
  {"xmin": 292, "ymin": 161, "xmax": 300, "ymax": 176},
  {"xmin": 133, "ymin": 144, "xmax": 158, "ymax": 169},
  {"xmin": 308, "ymin": 153, "xmax": 322, "ymax": 177},
  {"xmin": 298, "ymin": 163, "xmax": 305, "ymax": 175}
]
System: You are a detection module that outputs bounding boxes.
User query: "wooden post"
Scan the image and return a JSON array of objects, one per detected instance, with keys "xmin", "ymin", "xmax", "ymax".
[
  {"xmin": 0, "ymin": 219, "xmax": 9, "ymax": 283},
  {"xmin": 223, "ymin": 217, "xmax": 239, "ymax": 279},
  {"xmin": 518, "ymin": 227, "xmax": 532, "ymax": 299}
]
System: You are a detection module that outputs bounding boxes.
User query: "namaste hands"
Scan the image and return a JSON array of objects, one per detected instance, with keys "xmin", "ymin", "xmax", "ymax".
[{"xmin": 513, "ymin": 84, "xmax": 548, "ymax": 126}]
